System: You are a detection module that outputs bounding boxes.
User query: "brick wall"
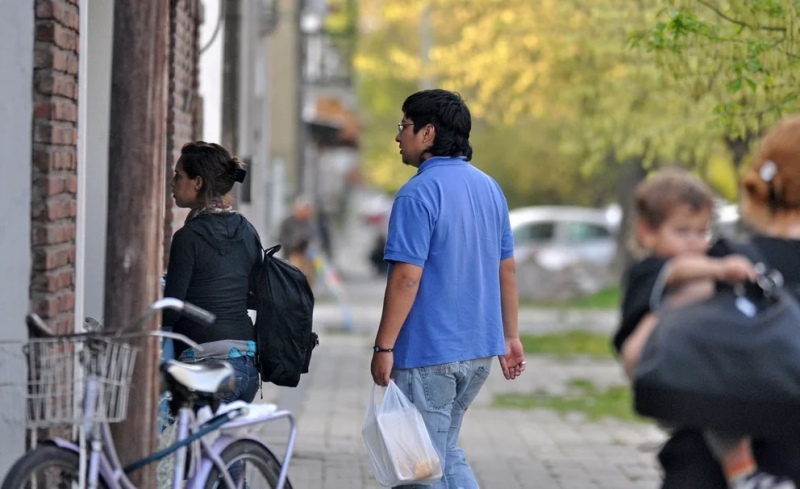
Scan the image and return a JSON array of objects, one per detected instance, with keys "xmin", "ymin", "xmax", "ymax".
[
  {"xmin": 30, "ymin": 0, "xmax": 79, "ymax": 334},
  {"xmin": 28, "ymin": 0, "xmax": 203, "ymax": 319},
  {"xmin": 164, "ymin": 0, "xmax": 203, "ymax": 269}
]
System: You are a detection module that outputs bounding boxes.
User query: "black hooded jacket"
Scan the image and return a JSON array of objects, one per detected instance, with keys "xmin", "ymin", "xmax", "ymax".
[{"xmin": 163, "ymin": 212, "xmax": 260, "ymax": 357}]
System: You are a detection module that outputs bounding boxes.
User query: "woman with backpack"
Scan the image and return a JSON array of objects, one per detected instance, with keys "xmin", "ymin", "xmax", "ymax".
[{"xmin": 163, "ymin": 141, "xmax": 261, "ymax": 404}]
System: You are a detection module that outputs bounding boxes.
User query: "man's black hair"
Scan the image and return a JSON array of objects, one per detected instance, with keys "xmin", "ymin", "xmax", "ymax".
[{"xmin": 402, "ymin": 89, "xmax": 473, "ymax": 161}]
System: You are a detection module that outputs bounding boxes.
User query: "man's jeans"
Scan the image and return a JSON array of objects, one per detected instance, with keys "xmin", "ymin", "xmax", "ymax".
[{"xmin": 391, "ymin": 356, "xmax": 493, "ymax": 489}]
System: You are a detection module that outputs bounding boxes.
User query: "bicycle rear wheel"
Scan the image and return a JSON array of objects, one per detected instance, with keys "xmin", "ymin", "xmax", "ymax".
[
  {"xmin": 1, "ymin": 445, "xmax": 82, "ymax": 489},
  {"xmin": 203, "ymin": 439, "xmax": 292, "ymax": 489}
]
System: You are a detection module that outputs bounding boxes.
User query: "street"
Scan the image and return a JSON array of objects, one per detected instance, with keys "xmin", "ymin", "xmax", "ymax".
[{"xmin": 251, "ymin": 204, "xmax": 667, "ymax": 489}]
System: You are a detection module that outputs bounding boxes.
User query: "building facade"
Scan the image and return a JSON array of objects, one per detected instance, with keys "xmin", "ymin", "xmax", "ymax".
[
  {"xmin": 0, "ymin": 0, "xmax": 204, "ymax": 474},
  {"xmin": 0, "ymin": 0, "xmax": 357, "ymax": 476}
]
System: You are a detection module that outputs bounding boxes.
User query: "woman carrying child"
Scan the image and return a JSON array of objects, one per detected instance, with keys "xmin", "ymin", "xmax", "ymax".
[
  {"xmin": 612, "ymin": 168, "xmax": 795, "ymax": 489},
  {"xmin": 735, "ymin": 115, "xmax": 800, "ymax": 486}
]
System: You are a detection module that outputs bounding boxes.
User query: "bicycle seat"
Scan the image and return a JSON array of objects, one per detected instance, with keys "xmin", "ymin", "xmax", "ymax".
[{"xmin": 162, "ymin": 359, "xmax": 236, "ymax": 395}]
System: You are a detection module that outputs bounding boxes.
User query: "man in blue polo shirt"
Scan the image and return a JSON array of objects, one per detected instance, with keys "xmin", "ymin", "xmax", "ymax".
[{"xmin": 370, "ymin": 89, "xmax": 526, "ymax": 489}]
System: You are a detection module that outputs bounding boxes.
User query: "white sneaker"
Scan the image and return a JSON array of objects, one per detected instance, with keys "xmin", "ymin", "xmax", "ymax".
[{"xmin": 730, "ymin": 472, "xmax": 797, "ymax": 489}]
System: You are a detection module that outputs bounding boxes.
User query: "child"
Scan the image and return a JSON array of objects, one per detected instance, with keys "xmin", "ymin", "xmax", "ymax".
[{"xmin": 612, "ymin": 168, "xmax": 795, "ymax": 489}]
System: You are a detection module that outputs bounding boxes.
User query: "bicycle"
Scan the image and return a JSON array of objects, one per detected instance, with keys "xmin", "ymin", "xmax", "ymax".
[{"xmin": 1, "ymin": 297, "xmax": 296, "ymax": 489}]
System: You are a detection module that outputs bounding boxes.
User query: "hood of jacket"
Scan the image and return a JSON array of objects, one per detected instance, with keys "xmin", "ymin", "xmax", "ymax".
[{"xmin": 184, "ymin": 212, "xmax": 251, "ymax": 256}]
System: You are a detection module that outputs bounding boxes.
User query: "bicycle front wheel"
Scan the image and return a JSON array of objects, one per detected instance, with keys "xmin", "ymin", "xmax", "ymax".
[
  {"xmin": 203, "ymin": 440, "xmax": 292, "ymax": 489},
  {"xmin": 1, "ymin": 445, "xmax": 81, "ymax": 489}
]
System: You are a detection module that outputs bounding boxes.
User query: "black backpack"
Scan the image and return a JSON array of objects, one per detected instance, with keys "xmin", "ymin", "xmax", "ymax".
[{"xmin": 251, "ymin": 233, "xmax": 318, "ymax": 387}]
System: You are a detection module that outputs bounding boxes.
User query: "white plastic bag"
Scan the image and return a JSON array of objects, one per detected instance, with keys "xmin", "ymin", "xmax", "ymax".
[{"xmin": 362, "ymin": 381, "xmax": 443, "ymax": 487}]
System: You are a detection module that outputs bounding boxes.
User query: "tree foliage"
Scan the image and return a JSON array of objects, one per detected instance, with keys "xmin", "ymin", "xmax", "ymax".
[
  {"xmin": 634, "ymin": 0, "xmax": 800, "ymax": 141},
  {"xmin": 355, "ymin": 0, "xmax": 631, "ymax": 205},
  {"xmin": 353, "ymin": 0, "xmax": 775, "ymax": 204}
]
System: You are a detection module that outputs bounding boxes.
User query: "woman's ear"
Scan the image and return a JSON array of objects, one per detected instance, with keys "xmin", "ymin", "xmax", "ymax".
[{"xmin": 194, "ymin": 176, "xmax": 203, "ymax": 191}]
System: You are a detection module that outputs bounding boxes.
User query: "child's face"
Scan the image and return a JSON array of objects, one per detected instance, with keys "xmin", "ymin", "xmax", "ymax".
[{"xmin": 639, "ymin": 204, "xmax": 712, "ymax": 258}]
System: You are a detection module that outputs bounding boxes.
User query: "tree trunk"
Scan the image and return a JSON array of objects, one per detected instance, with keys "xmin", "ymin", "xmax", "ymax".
[
  {"xmin": 612, "ymin": 156, "xmax": 647, "ymax": 277},
  {"xmin": 105, "ymin": 1, "xmax": 169, "ymax": 484}
]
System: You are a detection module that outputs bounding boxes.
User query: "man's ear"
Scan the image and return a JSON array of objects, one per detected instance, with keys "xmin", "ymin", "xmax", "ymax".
[{"xmin": 423, "ymin": 124, "xmax": 435, "ymax": 143}]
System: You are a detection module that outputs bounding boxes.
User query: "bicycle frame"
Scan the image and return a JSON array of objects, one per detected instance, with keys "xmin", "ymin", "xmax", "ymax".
[
  {"xmin": 35, "ymin": 297, "xmax": 295, "ymax": 489},
  {"xmin": 39, "ymin": 370, "xmax": 296, "ymax": 489},
  {"xmin": 190, "ymin": 410, "xmax": 297, "ymax": 488}
]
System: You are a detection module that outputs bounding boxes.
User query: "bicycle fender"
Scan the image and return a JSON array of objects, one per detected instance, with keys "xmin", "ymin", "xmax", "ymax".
[
  {"xmin": 184, "ymin": 434, "xmax": 271, "ymax": 489},
  {"xmin": 43, "ymin": 438, "xmax": 118, "ymax": 485},
  {"xmin": 47, "ymin": 437, "xmax": 80, "ymax": 452}
]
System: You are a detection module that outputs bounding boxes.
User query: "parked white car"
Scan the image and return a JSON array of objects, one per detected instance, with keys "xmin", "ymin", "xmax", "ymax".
[{"xmin": 509, "ymin": 205, "xmax": 621, "ymax": 301}]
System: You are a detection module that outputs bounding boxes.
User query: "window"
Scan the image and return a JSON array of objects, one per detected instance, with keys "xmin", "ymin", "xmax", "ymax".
[
  {"xmin": 566, "ymin": 222, "xmax": 610, "ymax": 242},
  {"xmin": 514, "ymin": 222, "xmax": 555, "ymax": 245}
]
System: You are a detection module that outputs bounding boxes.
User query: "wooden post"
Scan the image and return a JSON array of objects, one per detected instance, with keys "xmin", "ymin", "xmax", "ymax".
[
  {"xmin": 105, "ymin": 0, "xmax": 169, "ymax": 483},
  {"xmin": 221, "ymin": 0, "xmax": 240, "ymax": 153}
]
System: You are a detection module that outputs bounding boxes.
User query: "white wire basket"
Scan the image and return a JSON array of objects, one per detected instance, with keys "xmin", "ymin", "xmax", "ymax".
[{"xmin": 24, "ymin": 336, "xmax": 139, "ymax": 428}]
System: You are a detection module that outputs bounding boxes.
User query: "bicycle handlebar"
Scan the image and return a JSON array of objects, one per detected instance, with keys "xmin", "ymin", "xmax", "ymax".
[
  {"xmin": 158, "ymin": 298, "xmax": 216, "ymax": 325},
  {"xmin": 27, "ymin": 313, "xmax": 55, "ymax": 337},
  {"xmin": 26, "ymin": 298, "xmax": 216, "ymax": 346},
  {"xmin": 113, "ymin": 298, "xmax": 216, "ymax": 336},
  {"xmin": 148, "ymin": 330, "xmax": 204, "ymax": 351}
]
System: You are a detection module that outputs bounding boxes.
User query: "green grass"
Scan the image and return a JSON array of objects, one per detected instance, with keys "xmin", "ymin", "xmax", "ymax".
[
  {"xmin": 520, "ymin": 286, "xmax": 621, "ymax": 309},
  {"xmin": 493, "ymin": 378, "xmax": 648, "ymax": 423},
  {"xmin": 520, "ymin": 330, "xmax": 614, "ymax": 359},
  {"xmin": 565, "ymin": 286, "xmax": 621, "ymax": 308}
]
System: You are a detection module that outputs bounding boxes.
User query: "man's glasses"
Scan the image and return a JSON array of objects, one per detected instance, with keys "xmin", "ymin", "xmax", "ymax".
[{"xmin": 397, "ymin": 122, "xmax": 414, "ymax": 133}]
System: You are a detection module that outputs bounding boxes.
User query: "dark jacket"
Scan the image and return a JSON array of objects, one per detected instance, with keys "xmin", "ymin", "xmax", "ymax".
[{"xmin": 163, "ymin": 212, "xmax": 260, "ymax": 357}]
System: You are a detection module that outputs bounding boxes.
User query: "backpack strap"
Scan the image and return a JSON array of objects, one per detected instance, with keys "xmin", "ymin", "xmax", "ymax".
[
  {"xmin": 242, "ymin": 221, "xmax": 266, "ymax": 397},
  {"xmin": 244, "ymin": 221, "xmax": 282, "ymax": 257},
  {"xmin": 265, "ymin": 244, "xmax": 281, "ymax": 258},
  {"xmin": 243, "ymin": 221, "xmax": 265, "ymax": 252}
]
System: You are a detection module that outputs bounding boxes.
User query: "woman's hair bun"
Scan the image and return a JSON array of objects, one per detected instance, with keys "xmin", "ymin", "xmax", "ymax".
[{"xmin": 232, "ymin": 168, "xmax": 246, "ymax": 183}]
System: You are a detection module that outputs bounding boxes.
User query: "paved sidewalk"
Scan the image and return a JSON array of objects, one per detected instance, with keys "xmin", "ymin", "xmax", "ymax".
[
  {"xmin": 251, "ymin": 193, "xmax": 667, "ymax": 488},
  {"xmin": 255, "ymin": 314, "xmax": 666, "ymax": 489}
]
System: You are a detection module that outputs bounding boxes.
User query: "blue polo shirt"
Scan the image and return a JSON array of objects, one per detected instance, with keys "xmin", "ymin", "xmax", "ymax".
[{"xmin": 384, "ymin": 156, "xmax": 514, "ymax": 369}]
